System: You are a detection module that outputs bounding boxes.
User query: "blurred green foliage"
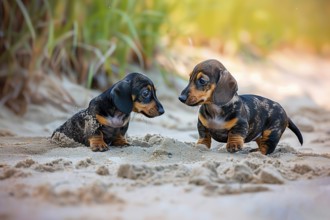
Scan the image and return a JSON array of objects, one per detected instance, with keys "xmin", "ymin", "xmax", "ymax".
[
  {"xmin": 0, "ymin": 0, "xmax": 171, "ymax": 86},
  {"xmin": 170, "ymin": 0, "xmax": 330, "ymax": 53}
]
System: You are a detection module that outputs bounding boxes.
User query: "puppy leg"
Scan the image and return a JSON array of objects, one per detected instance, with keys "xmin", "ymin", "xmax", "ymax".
[
  {"xmin": 111, "ymin": 123, "xmax": 130, "ymax": 147},
  {"xmin": 255, "ymin": 129, "xmax": 282, "ymax": 155},
  {"xmin": 89, "ymin": 131, "xmax": 108, "ymax": 152},
  {"xmin": 226, "ymin": 132, "xmax": 244, "ymax": 153},
  {"xmin": 226, "ymin": 121, "xmax": 247, "ymax": 153},
  {"xmin": 112, "ymin": 135, "xmax": 129, "ymax": 146},
  {"xmin": 197, "ymin": 119, "xmax": 212, "ymax": 148}
]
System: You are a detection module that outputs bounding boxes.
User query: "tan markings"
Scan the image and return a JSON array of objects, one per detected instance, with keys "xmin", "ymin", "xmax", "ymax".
[
  {"xmin": 186, "ymin": 83, "xmax": 216, "ymax": 105},
  {"xmin": 256, "ymin": 137, "xmax": 268, "ymax": 155},
  {"xmin": 89, "ymin": 133, "xmax": 108, "ymax": 152},
  {"xmin": 132, "ymin": 94, "xmax": 136, "ymax": 101},
  {"xmin": 196, "ymin": 72, "xmax": 203, "ymax": 80},
  {"xmin": 133, "ymin": 100, "xmax": 159, "ymax": 117},
  {"xmin": 223, "ymin": 118, "xmax": 238, "ymax": 130},
  {"xmin": 226, "ymin": 134, "xmax": 244, "ymax": 153},
  {"xmin": 147, "ymin": 85, "xmax": 152, "ymax": 91},
  {"xmin": 96, "ymin": 114, "xmax": 110, "ymax": 126},
  {"xmin": 112, "ymin": 135, "xmax": 129, "ymax": 146},
  {"xmin": 198, "ymin": 113, "xmax": 238, "ymax": 130},
  {"xmin": 196, "ymin": 72, "xmax": 210, "ymax": 82},
  {"xmin": 255, "ymin": 129, "xmax": 272, "ymax": 155},
  {"xmin": 197, "ymin": 137, "xmax": 211, "ymax": 148},
  {"xmin": 198, "ymin": 113, "xmax": 209, "ymax": 128},
  {"xmin": 263, "ymin": 129, "xmax": 272, "ymax": 138}
]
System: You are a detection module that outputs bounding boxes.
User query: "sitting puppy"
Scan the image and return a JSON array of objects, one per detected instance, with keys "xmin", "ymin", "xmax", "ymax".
[
  {"xmin": 179, "ymin": 59, "xmax": 303, "ymax": 155},
  {"xmin": 52, "ymin": 72, "xmax": 164, "ymax": 151}
]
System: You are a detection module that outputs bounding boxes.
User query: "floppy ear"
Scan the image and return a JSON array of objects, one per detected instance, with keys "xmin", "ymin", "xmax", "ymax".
[
  {"xmin": 110, "ymin": 80, "xmax": 133, "ymax": 114},
  {"xmin": 212, "ymin": 69, "xmax": 238, "ymax": 105}
]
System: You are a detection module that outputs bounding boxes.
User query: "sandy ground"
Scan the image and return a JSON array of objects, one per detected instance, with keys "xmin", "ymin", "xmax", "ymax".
[{"xmin": 1, "ymin": 48, "xmax": 330, "ymax": 220}]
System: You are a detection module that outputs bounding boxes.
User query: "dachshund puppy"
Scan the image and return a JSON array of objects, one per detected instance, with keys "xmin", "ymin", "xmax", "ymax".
[
  {"xmin": 179, "ymin": 59, "xmax": 303, "ymax": 155},
  {"xmin": 52, "ymin": 72, "xmax": 164, "ymax": 152}
]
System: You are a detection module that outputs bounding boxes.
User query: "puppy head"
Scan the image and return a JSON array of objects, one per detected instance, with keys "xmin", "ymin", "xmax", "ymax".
[
  {"xmin": 112, "ymin": 72, "xmax": 164, "ymax": 118},
  {"xmin": 178, "ymin": 59, "xmax": 238, "ymax": 106}
]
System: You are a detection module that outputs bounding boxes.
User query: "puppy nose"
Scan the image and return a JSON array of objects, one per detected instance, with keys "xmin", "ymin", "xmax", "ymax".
[
  {"xmin": 158, "ymin": 106, "xmax": 165, "ymax": 115},
  {"xmin": 178, "ymin": 94, "xmax": 187, "ymax": 103}
]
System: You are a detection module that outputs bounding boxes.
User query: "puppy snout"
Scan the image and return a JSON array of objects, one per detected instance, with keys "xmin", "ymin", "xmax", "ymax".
[
  {"xmin": 178, "ymin": 94, "xmax": 187, "ymax": 103},
  {"xmin": 158, "ymin": 105, "xmax": 165, "ymax": 115}
]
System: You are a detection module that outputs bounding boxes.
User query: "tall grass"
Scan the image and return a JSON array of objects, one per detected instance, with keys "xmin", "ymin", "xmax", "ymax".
[{"xmin": 0, "ymin": 0, "xmax": 170, "ymax": 114}]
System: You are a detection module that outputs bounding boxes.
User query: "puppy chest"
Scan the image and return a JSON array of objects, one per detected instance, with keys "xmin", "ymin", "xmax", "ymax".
[
  {"xmin": 199, "ymin": 113, "xmax": 238, "ymax": 130},
  {"xmin": 96, "ymin": 113, "xmax": 130, "ymax": 128}
]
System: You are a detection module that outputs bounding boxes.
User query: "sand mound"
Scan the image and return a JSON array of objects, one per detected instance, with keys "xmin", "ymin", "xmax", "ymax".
[
  {"xmin": 34, "ymin": 159, "xmax": 73, "ymax": 172},
  {"xmin": 75, "ymin": 158, "xmax": 95, "ymax": 169},
  {"xmin": 96, "ymin": 166, "xmax": 110, "ymax": 176},
  {"xmin": 51, "ymin": 132, "xmax": 83, "ymax": 148},
  {"xmin": 9, "ymin": 182, "xmax": 124, "ymax": 205},
  {"xmin": 117, "ymin": 163, "xmax": 190, "ymax": 186},
  {"xmin": 0, "ymin": 167, "xmax": 30, "ymax": 180}
]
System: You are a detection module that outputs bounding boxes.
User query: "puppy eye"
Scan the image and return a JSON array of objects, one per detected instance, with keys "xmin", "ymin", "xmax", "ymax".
[
  {"xmin": 198, "ymin": 78, "xmax": 207, "ymax": 85},
  {"xmin": 142, "ymin": 89, "xmax": 150, "ymax": 98}
]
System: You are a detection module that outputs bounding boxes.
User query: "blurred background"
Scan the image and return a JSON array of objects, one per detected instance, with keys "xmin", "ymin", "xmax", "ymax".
[{"xmin": 1, "ymin": 0, "xmax": 330, "ymax": 116}]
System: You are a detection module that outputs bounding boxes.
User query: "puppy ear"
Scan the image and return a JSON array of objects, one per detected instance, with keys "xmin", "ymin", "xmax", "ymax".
[
  {"xmin": 110, "ymin": 81, "xmax": 133, "ymax": 114},
  {"xmin": 213, "ymin": 69, "xmax": 238, "ymax": 105}
]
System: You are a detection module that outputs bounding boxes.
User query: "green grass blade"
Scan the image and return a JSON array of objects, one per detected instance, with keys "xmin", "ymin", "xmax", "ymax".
[
  {"xmin": 112, "ymin": 8, "xmax": 139, "ymax": 40},
  {"xmin": 87, "ymin": 63, "xmax": 94, "ymax": 89},
  {"xmin": 116, "ymin": 32, "xmax": 144, "ymax": 68},
  {"xmin": 15, "ymin": 0, "xmax": 36, "ymax": 40}
]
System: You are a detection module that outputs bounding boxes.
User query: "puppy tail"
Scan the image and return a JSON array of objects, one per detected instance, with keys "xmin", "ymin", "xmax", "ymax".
[{"xmin": 288, "ymin": 118, "xmax": 303, "ymax": 145}]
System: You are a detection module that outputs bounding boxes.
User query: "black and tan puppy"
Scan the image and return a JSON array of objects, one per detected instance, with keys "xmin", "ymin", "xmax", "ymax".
[
  {"xmin": 52, "ymin": 72, "xmax": 164, "ymax": 151},
  {"xmin": 179, "ymin": 59, "xmax": 303, "ymax": 155}
]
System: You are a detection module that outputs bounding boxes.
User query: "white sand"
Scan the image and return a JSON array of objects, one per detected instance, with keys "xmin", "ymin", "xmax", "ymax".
[{"xmin": 1, "ymin": 48, "xmax": 330, "ymax": 220}]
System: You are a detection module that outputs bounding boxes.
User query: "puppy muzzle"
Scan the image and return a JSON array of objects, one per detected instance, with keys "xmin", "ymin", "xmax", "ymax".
[
  {"xmin": 157, "ymin": 105, "xmax": 165, "ymax": 115},
  {"xmin": 178, "ymin": 94, "xmax": 187, "ymax": 103}
]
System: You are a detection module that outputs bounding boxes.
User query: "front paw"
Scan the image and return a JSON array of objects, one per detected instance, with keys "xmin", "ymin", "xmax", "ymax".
[
  {"xmin": 226, "ymin": 134, "xmax": 244, "ymax": 153},
  {"xmin": 226, "ymin": 142, "xmax": 243, "ymax": 153},
  {"xmin": 90, "ymin": 142, "xmax": 108, "ymax": 152},
  {"xmin": 197, "ymin": 138, "xmax": 211, "ymax": 149},
  {"xmin": 112, "ymin": 137, "xmax": 130, "ymax": 147},
  {"xmin": 89, "ymin": 136, "xmax": 109, "ymax": 152}
]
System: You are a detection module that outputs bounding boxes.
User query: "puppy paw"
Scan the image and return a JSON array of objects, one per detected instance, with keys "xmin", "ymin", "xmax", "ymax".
[
  {"xmin": 226, "ymin": 142, "xmax": 243, "ymax": 153},
  {"xmin": 226, "ymin": 134, "xmax": 244, "ymax": 153},
  {"xmin": 197, "ymin": 138, "xmax": 211, "ymax": 149},
  {"xmin": 112, "ymin": 137, "xmax": 130, "ymax": 147},
  {"xmin": 90, "ymin": 142, "xmax": 108, "ymax": 152},
  {"xmin": 89, "ymin": 136, "xmax": 108, "ymax": 152}
]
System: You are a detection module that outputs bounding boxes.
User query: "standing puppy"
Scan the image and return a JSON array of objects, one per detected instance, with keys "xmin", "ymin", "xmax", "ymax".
[
  {"xmin": 52, "ymin": 72, "xmax": 164, "ymax": 151},
  {"xmin": 179, "ymin": 59, "xmax": 303, "ymax": 155}
]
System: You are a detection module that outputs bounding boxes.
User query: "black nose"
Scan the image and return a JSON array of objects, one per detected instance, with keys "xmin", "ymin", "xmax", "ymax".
[
  {"xmin": 158, "ymin": 105, "xmax": 165, "ymax": 115},
  {"xmin": 178, "ymin": 94, "xmax": 187, "ymax": 103}
]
